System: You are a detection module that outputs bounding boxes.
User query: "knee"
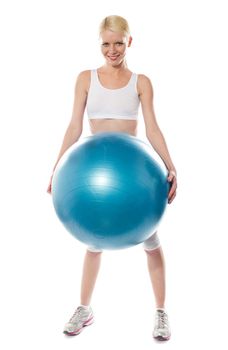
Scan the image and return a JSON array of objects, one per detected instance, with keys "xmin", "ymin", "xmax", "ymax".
[
  {"xmin": 143, "ymin": 231, "xmax": 161, "ymax": 252},
  {"xmin": 86, "ymin": 249, "xmax": 103, "ymax": 256},
  {"xmin": 144, "ymin": 246, "xmax": 161, "ymax": 256}
]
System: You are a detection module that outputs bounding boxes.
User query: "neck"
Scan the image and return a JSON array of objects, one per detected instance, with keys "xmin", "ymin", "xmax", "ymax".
[{"xmin": 104, "ymin": 59, "xmax": 128, "ymax": 73}]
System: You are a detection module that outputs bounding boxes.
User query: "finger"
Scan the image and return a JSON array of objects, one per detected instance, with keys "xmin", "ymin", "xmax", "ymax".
[
  {"xmin": 168, "ymin": 178, "xmax": 177, "ymax": 195},
  {"xmin": 47, "ymin": 184, "xmax": 52, "ymax": 194},
  {"xmin": 170, "ymin": 192, "xmax": 176, "ymax": 202},
  {"xmin": 168, "ymin": 182, "xmax": 176, "ymax": 199},
  {"xmin": 168, "ymin": 192, "xmax": 176, "ymax": 204}
]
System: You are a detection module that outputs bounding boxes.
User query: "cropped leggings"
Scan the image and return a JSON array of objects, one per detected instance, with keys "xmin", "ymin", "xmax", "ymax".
[{"xmin": 87, "ymin": 231, "xmax": 160, "ymax": 253}]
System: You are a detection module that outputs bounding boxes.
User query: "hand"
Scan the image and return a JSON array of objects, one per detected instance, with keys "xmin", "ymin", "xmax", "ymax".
[
  {"xmin": 47, "ymin": 174, "xmax": 53, "ymax": 195},
  {"xmin": 167, "ymin": 170, "xmax": 177, "ymax": 204}
]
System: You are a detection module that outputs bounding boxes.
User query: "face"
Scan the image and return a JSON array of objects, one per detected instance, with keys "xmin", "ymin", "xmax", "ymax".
[{"xmin": 100, "ymin": 30, "xmax": 132, "ymax": 66}]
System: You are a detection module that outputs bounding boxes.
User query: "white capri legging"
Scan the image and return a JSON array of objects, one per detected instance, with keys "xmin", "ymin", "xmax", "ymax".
[{"xmin": 87, "ymin": 231, "xmax": 161, "ymax": 253}]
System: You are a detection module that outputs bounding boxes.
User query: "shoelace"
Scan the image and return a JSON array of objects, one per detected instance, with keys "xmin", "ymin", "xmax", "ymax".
[
  {"xmin": 69, "ymin": 307, "xmax": 83, "ymax": 322},
  {"xmin": 156, "ymin": 311, "xmax": 167, "ymax": 329}
]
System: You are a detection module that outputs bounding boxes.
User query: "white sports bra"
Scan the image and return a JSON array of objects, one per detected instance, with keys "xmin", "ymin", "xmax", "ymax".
[{"xmin": 86, "ymin": 69, "xmax": 140, "ymax": 120}]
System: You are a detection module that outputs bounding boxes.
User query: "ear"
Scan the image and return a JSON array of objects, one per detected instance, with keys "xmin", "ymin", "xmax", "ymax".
[{"xmin": 128, "ymin": 36, "xmax": 133, "ymax": 47}]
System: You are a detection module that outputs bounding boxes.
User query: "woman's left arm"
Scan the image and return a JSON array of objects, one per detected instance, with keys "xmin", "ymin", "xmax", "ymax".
[{"xmin": 138, "ymin": 74, "xmax": 177, "ymax": 204}]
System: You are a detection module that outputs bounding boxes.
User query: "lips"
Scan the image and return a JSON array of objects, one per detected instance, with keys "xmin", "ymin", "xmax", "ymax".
[{"xmin": 108, "ymin": 55, "xmax": 120, "ymax": 60}]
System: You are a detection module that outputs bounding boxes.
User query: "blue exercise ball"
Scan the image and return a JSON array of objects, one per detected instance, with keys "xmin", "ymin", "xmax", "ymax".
[{"xmin": 52, "ymin": 132, "xmax": 169, "ymax": 250}]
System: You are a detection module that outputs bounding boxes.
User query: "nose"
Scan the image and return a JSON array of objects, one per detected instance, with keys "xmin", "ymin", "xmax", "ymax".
[{"xmin": 108, "ymin": 44, "xmax": 117, "ymax": 53}]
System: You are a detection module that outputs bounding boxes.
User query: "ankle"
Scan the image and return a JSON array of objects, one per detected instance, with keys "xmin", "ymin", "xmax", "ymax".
[
  {"xmin": 80, "ymin": 303, "xmax": 91, "ymax": 309},
  {"xmin": 156, "ymin": 305, "xmax": 166, "ymax": 312}
]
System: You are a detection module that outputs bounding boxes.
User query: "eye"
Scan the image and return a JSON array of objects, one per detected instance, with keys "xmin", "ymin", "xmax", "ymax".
[{"xmin": 102, "ymin": 43, "xmax": 109, "ymax": 47}]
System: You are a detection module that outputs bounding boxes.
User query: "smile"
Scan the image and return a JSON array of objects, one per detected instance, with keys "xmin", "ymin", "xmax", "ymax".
[{"xmin": 107, "ymin": 55, "xmax": 120, "ymax": 60}]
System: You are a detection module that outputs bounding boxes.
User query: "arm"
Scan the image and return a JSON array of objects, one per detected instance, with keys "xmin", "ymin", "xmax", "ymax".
[
  {"xmin": 138, "ymin": 74, "xmax": 176, "ymax": 174},
  {"xmin": 47, "ymin": 70, "xmax": 89, "ymax": 194},
  {"xmin": 138, "ymin": 74, "xmax": 177, "ymax": 203},
  {"xmin": 52, "ymin": 70, "xmax": 89, "ymax": 172}
]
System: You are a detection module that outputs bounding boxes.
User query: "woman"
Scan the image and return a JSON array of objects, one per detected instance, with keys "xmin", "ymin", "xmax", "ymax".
[{"xmin": 47, "ymin": 15, "xmax": 177, "ymax": 341}]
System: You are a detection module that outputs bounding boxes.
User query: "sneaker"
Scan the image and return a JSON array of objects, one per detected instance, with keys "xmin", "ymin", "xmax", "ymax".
[
  {"xmin": 153, "ymin": 309, "xmax": 171, "ymax": 341},
  {"xmin": 63, "ymin": 306, "xmax": 94, "ymax": 336}
]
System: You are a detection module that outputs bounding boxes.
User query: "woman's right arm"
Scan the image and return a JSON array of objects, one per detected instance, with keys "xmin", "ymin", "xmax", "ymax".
[{"xmin": 47, "ymin": 70, "xmax": 89, "ymax": 194}]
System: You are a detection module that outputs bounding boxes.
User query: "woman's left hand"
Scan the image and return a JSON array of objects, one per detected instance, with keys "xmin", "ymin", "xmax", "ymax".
[{"xmin": 167, "ymin": 170, "xmax": 177, "ymax": 204}]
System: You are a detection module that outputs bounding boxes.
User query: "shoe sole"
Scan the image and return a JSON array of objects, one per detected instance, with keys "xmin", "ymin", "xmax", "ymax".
[
  {"xmin": 63, "ymin": 317, "xmax": 94, "ymax": 336},
  {"xmin": 153, "ymin": 335, "xmax": 171, "ymax": 341}
]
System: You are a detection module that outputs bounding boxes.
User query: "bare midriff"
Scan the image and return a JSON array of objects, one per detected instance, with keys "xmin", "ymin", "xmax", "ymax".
[{"xmin": 89, "ymin": 118, "xmax": 138, "ymax": 136}]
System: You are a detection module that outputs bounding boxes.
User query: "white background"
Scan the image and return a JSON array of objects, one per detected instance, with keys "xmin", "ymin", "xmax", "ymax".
[{"xmin": 1, "ymin": 0, "xmax": 228, "ymax": 349}]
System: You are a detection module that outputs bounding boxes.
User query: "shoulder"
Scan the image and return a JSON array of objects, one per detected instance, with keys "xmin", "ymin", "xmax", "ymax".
[
  {"xmin": 137, "ymin": 74, "xmax": 153, "ymax": 96},
  {"xmin": 74, "ymin": 70, "xmax": 91, "ymax": 93},
  {"xmin": 76, "ymin": 70, "xmax": 91, "ymax": 83}
]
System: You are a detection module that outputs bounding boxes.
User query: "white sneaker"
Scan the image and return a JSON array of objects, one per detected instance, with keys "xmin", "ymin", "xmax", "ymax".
[
  {"xmin": 63, "ymin": 306, "xmax": 94, "ymax": 336},
  {"xmin": 153, "ymin": 309, "xmax": 171, "ymax": 341}
]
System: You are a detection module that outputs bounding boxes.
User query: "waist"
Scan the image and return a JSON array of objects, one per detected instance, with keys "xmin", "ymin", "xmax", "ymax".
[
  {"xmin": 88, "ymin": 118, "xmax": 138, "ymax": 136},
  {"xmin": 88, "ymin": 114, "xmax": 138, "ymax": 120}
]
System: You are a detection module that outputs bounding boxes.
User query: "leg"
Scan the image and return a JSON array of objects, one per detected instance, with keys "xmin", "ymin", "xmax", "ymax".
[
  {"xmin": 144, "ymin": 246, "xmax": 166, "ymax": 308},
  {"xmin": 143, "ymin": 233, "xmax": 171, "ymax": 340},
  {"xmin": 143, "ymin": 232, "xmax": 166, "ymax": 308},
  {"xmin": 63, "ymin": 247, "xmax": 102, "ymax": 335},
  {"xmin": 80, "ymin": 249, "xmax": 103, "ymax": 306}
]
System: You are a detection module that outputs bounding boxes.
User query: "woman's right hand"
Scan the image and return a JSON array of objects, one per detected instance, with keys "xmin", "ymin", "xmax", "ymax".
[{"xmin": 47, "ymin": 174, "xmax": 53, "ymax": 195}]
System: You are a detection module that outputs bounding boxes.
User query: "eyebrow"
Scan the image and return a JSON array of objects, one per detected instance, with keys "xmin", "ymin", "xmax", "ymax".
[{"xmin": 102, "ymin": 41, "xmax": 124, "ymax": 44}]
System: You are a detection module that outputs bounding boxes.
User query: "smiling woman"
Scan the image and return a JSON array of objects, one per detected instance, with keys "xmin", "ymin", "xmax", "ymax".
[
  {"xmin": 87, "ymin": 17, "xmax": 138, "ymax": 135},
  {"xmin": 99, "ymin": 15, "xmax": 132, "ymax": 65},
  {"xmin": 98, "ymin": 15, "xmax": 132, "ymax": 71},
  {"xmin": 47, "ymin": 14, "xmax": 177, "ymax": 341}
]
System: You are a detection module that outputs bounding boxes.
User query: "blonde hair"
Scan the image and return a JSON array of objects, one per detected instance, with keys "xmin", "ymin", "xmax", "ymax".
[{"xmin": 99, "ymin": 15, "xmax": 131, "ymax": 39}]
